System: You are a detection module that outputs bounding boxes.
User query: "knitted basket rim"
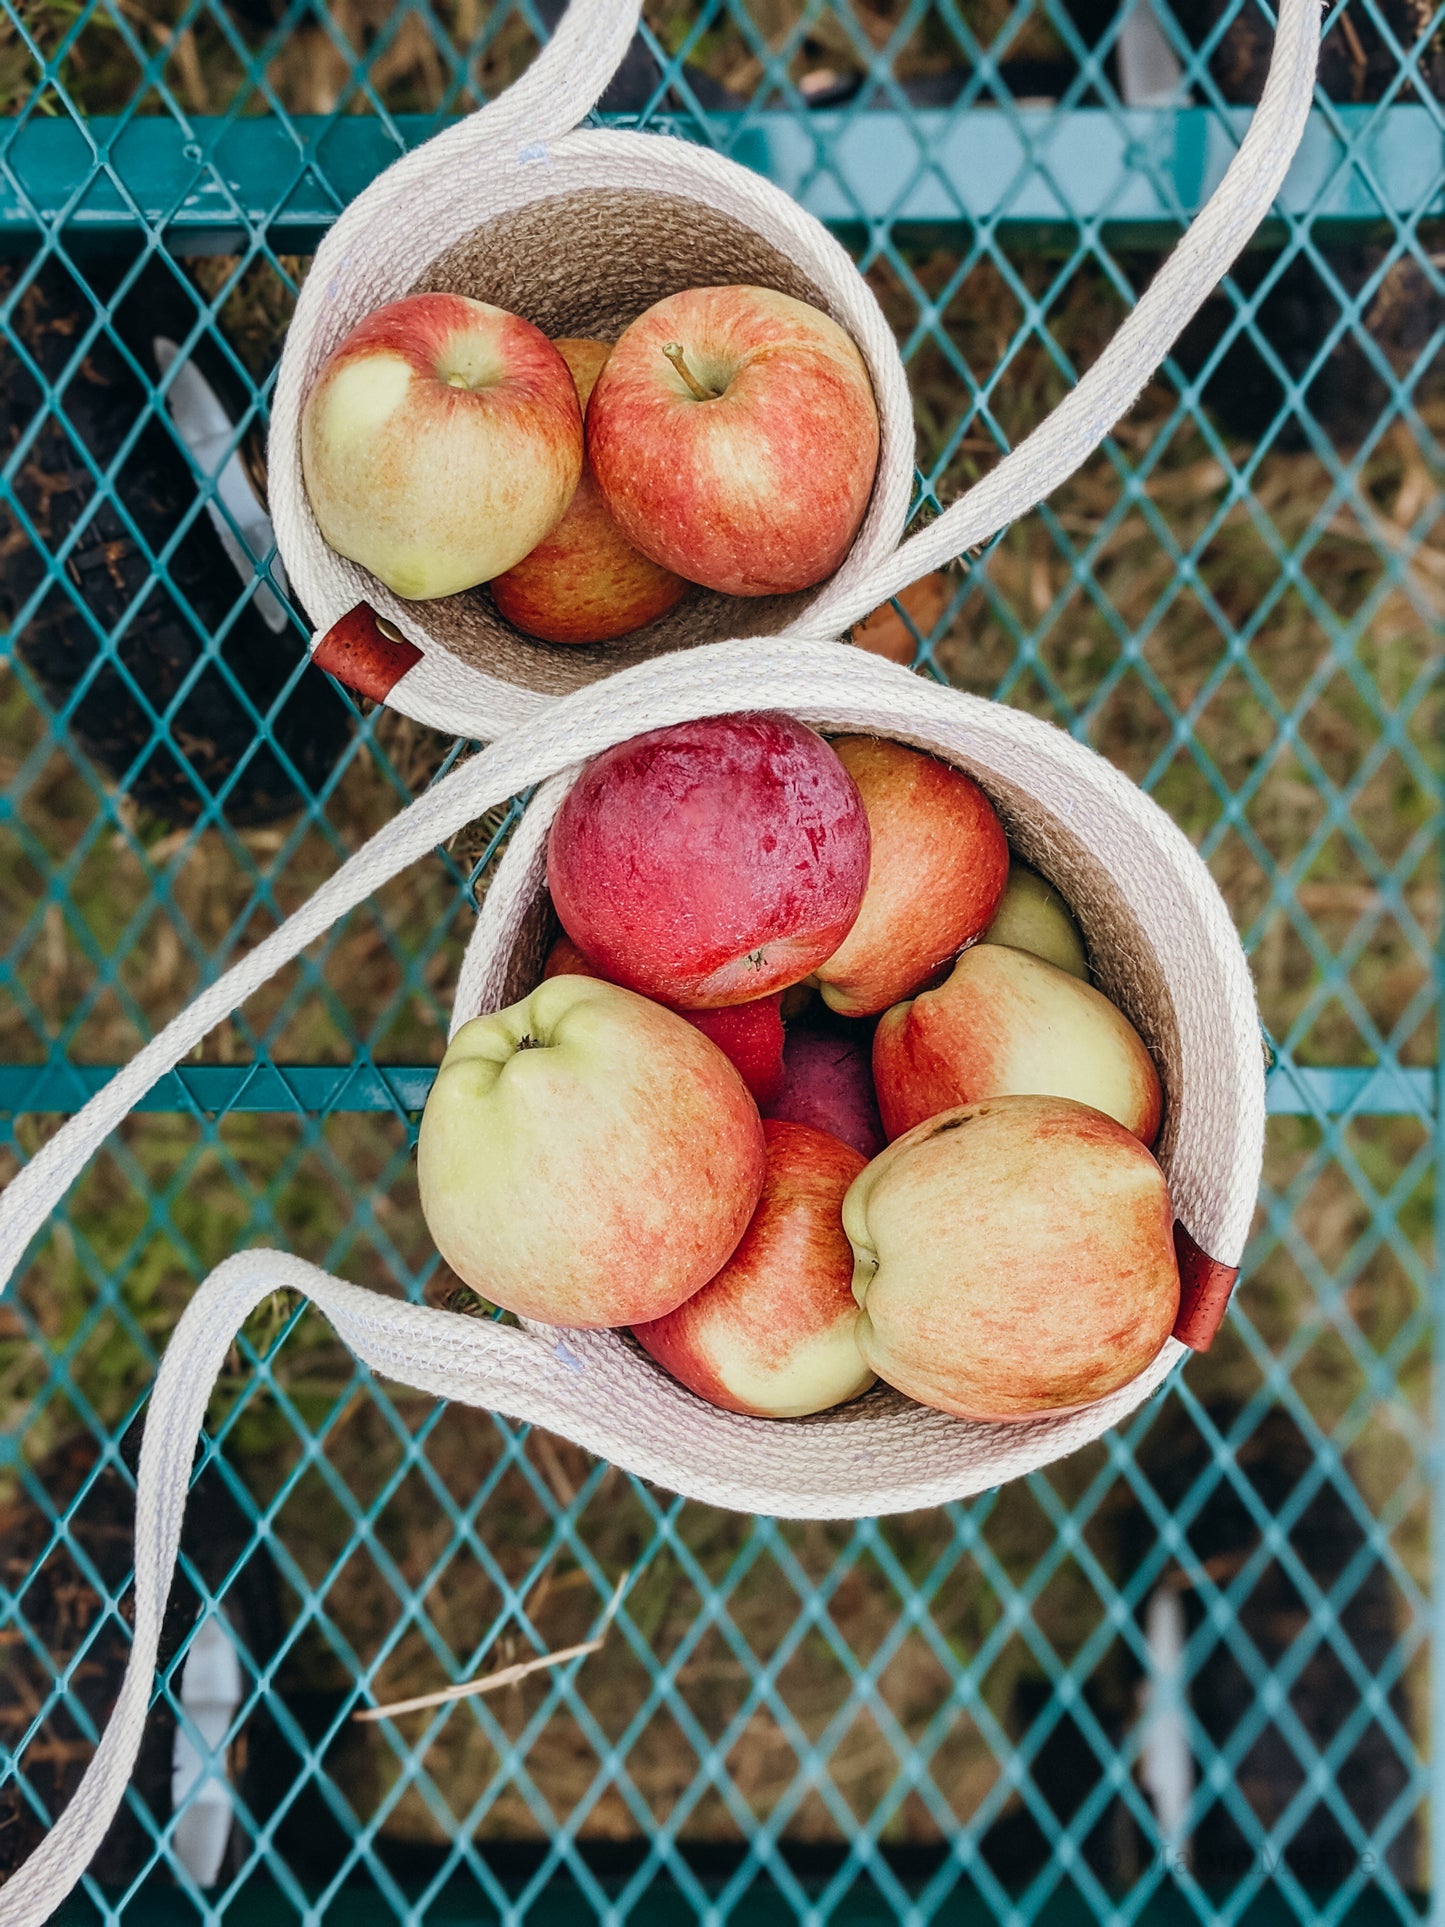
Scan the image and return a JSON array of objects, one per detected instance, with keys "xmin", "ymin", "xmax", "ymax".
[{"xmin": 428, "ymin": 646, "xmax": 1267, "ymax": 1518}]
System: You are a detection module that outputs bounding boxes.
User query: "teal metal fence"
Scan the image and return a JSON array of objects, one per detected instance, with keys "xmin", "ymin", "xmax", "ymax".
[{"xmin": 0, "ymin": 0, "xmax": 1440, "ymax": 1918}]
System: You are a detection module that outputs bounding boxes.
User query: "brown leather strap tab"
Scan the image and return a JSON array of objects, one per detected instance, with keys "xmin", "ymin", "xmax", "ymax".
[
  {"xmin": 313, "ymin": 602, "xmax": 422, "ymax": 703},
  {"xmin": 1171, "ymin": 1221, "xmax": 1238, "ymax": 1352}
]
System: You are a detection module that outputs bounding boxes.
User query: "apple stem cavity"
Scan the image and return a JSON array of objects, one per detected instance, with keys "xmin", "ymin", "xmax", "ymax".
[{"xmin": 662, "ymin": 342, "xmax": 717, "ymax": 403}]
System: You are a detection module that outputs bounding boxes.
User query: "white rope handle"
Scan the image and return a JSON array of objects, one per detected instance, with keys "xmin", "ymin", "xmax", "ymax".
[
  {"xmin": 0, "ymin": 1257, "xmax": 295, "ymax": 1927},
  {"xmin": 315, "ymin": 0, "xmax": 643, "ymax": 267},
  {"xmin": 360, "ymin": 0, "xmax": 644, "ymax": 208},
  {"xmin": 0, "ymin": 1253, "xmax": 571, "ymax": 1927},
  {"xmin": 791, "ymin": 0, "xmax": 1322, "ymax": 637}
]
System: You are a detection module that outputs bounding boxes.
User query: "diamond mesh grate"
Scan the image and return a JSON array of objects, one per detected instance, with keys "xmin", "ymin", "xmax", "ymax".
[{"xmin": 0, "ymin": 0, "xmax": 1440, "ymax": 1917}]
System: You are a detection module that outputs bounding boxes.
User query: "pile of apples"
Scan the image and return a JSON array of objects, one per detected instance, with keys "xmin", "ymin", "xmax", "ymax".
[
  {"xmin": 418, "ymin": 713, "xmax": 1184, "ymax": 1426},
  {"xmin": 300, "ymin": 285, "xmax": 881, "ymax": 642}
]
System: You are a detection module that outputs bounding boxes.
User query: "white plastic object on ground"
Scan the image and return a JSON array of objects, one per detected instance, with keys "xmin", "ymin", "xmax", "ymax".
[
  {"xmin": 1118, "ymin": 0, "xmax": 1186, "ymax": 107},
  {"xmin": 1140, "ymin": 1584, "xmax": 1193, "ymax": 1857},
  {"xmin": 169, "ymin": 1610, "xmax": 243, "ymax": 1889},
  {"xmin": 154, "ymin": 337, "xmax": 290, "ymax": 633}
]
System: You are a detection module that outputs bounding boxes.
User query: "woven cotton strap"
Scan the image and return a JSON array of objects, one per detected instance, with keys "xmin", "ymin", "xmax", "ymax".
[
  {"xmin": 350, "ymin": 0, "xmax": 644, "ymax": 215},
  {"xmin": 790, "ymin": 0, "xmax": 1322, "ymax": 637}
]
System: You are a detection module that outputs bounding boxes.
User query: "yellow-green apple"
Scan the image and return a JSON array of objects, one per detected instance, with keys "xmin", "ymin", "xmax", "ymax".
[
  {"xmin": 547, "ymin": 713, "xmax": 870, "ymax": 1008},
  {"xmin": 872, "ymin": 943, "xmax": 1162, "ymax": 1146},
  {"xmin": 764, "ymin": 1029, "xmax": 884, "ymax": 1160},
  {"xmin": 812, "ymin": 738, "xmax": 1009, "ymax": 1017},
  {"xmin": 300, "ymin": 293, "xmax": 583, "ymax": 600},
  {"xmin": 586, "ymin": 285, "xmax": 879, "ymax": 596},
  {"xmin": 633, "ymin": 1120, "xmax": 873, "ymax": 1417},
  {"xmin": 541, "ymin": 934, "xmax": 785, "ymax": 1105},
  {"xmin": 845, "ymin": 1094, "xmax": 1179, "ymax": 1420},
  {"xmin": 417, "ymin": 975, "xmax": 766, "ymax": 1327},
  {"xmin": 981, "ymin": 864, "xmax": 1089, "ymax": 981},
  {"xmin": 490, "ymin": 339, "xmax": 689, "ymax": 643}
]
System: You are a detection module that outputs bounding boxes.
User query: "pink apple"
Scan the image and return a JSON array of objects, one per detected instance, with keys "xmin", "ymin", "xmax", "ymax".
[
  {"xmin": 547, "ymin": 713, "xmax": 871, "ymax": 1009},
  {"xmin": 541, "ymin": 934, "xmax": 785, "ymax": 1105},
  {"xmin": 845, "ymin": 1094, "xmax": 1179, "ymax": 1421},
  {"xmin": 981, "ymin": 865, "xmax": 1090, "ymax": 981},
  {"xmin": 417, "ymin": 975, "xmax": 766, "ymax": 1327},
  {"xmin": 873, "ymin": 943, "xmax": 1163, "ymax": 1146},
  {"xmin": 490, "ymin": 338, "xmax": 689, "ymax": 643},
  {"xmin": 586, "ymin": 285, "xmax": 880, "ymax": 596},
  {"xmin": 633, "ymin": 1120, "xmax": 873, "ymax": 1418},
  {"xmin": 764, "ymin": 1028, "xmax": 884, "ymax": 1161},
  {"xmin": 300, "ymin": 292, "xmax": 583, "ymax": 600},
  {"xmin": 813, "ymin": 737, "xmax": 1009, "ymax": 1017}
]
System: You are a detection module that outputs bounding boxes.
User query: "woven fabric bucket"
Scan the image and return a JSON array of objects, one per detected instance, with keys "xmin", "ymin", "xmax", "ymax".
[
  {"xmin": 0, "ymin": 0, "xmax": 1324, "ymax": 1907},
  {"xmin": 266, "ymin": 0, "xmax": 921, "ymax": 738},
  {"xmin": 268, "ymin": 0, "xmax": 1322, "ymax": 744}
]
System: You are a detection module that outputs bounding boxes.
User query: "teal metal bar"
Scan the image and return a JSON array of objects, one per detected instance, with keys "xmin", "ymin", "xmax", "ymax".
[
  {"xmin": 1, "ymin": 106, "xmax": 1436, "ymax": 251},
  {"xmin": 0, "ymin": 1061, "xmax": 1431, "ymax": 1116}
]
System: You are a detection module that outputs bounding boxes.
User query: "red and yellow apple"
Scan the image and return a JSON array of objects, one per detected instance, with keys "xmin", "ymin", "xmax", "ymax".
[
  {"xmin": 982, "ymin": 864, "xmax": 1089, "ymax": 981},
  {"xmin": 417, "ymin": 975, "xmax": 766, "ymax": 1327},
  {"xmin": 490, "ymin": 338, "xmax": 689, "ymax": 643},
  {"xmin": 872, "ymin": 943, "xmax": 1163, "ymax": 1146},
  {"xmin": 633, "ymin": 1120, "xmax": 873, "ymax": 1418},
  {"xmin": 813, "ymin": 738, "xmax": 1009, "ymax": 1017},
  {"xmin": 300, "ymin": 293, "xmax": 583, "ymax": 601},
  {"xmin": 547, "ymin": 713, "xmax": 870, "ymax": 1008},
  {"xmin": 845, "ymin": 1094, "xmax": 1179, "ymax": 1420},
  {"xmin": 586, "ymin": 285, "xmax": 879, "ymax": 596},
  {"xmin": 764, "ymin": 1028, "xmax": 884, "ymax": 1161}
]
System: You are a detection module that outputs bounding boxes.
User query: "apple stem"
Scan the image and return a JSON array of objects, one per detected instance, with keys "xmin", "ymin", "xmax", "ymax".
[{"xmin": 662, "ymin": 341, "xmax": 716, "ymax": 402}]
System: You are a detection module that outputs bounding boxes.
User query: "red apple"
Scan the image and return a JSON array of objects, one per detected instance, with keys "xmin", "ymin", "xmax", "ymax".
[
  {"xmin": 633, "ymin": 1120, "xmax": 873, "ymax": 1418},
  {"xmin": 764, "ymin": 1029, "xmax": 884, "ymax": 1161},
  {"xmin": 845, "ymin": 1095, "xmax": 1179, "ymax": 1421},
  {"xmin": 301, "ymin": 293, "xmax": 583, "ymax": 601},
  {"xmin": 686, "ymin": 1000, "xmax": 786, "ymax": 1109},
  {"xmin": 813, "ymin": 737, "xmax": 1009, "ymax": 1017},
  {"xmin": 586, "ymin": 285, "xmax": 880, "ymax": 596},
  {"xmin": 542, "ymin": 932, "xmax": 601, "ymax": 981},
  {"xmin": 873, "ymin": 943, "xmax": 1163, "ymax": 1146},
  {"xmin": 547, "ymin": 713, "xmax": 871, "ymax": 1008},
  {"xmin": 541, "ymin": 934, "xmax": 785, "ymax": 1105},
  {"xmin": 417, "ymin": 975, "xmax": 766, "ymax": 1327},
  {"xmin": 490, "ymin": 339, "xmax": 689, "ymax": 643}
]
